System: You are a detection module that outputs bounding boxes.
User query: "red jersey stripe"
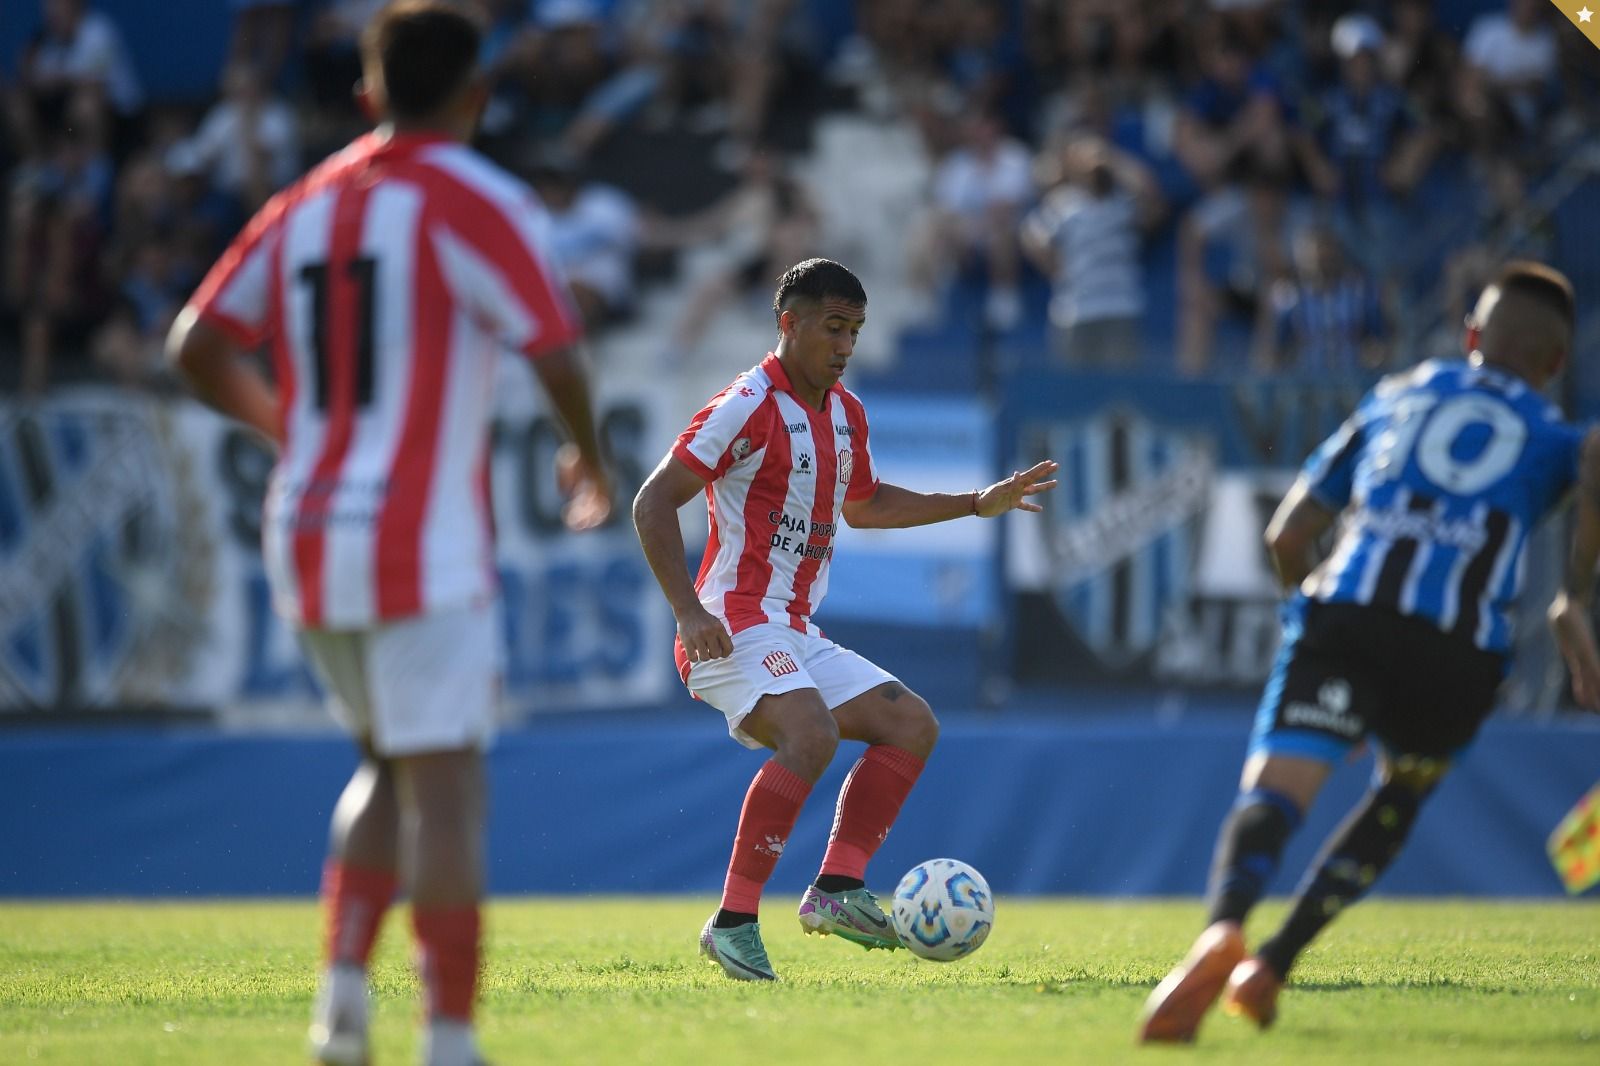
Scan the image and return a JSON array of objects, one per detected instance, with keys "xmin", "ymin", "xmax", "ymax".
[
  {"xmin": 726, "ymin": 404, "xmax": 790, "ymax": 633},
  {"xmin": 395, "ymin": 160, "xmax": 581, "ymax": 359},
  {"xmin": 373, "ymin": 208, "xmax": 451, "ymax": 618}
]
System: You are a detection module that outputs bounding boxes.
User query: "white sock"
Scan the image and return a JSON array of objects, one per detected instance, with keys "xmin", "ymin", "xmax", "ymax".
[{"xmin": 422, "ymin": 1018, "xmax": 479, "ymax": 1066}]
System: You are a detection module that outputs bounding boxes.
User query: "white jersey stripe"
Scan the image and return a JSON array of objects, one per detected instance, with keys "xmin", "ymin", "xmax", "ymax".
[
  {"xmin": 262, "ymin": 188, "xmax": 336, "ymax": 621},
  {"xmin": 421, "ymin": 309, "xmax": 493, "ymax": 608}
]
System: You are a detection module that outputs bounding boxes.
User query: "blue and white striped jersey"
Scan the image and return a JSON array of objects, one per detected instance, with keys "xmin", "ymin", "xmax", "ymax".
[{"xmin": 1301, "ymin": 358, "xmax": 1585, "ymax": 653}]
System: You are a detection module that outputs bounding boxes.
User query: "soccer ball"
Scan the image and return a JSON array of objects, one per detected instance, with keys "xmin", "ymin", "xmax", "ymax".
[{"xmin": 891, "ymin": 858, "xmax": 994, "ymax": 961}]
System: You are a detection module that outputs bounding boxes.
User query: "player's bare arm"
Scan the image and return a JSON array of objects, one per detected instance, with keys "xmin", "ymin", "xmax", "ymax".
[
  {"xmin": 1263, "ymin": 477, "xmax": 1337, "ymax": 593},
  {"xmin": 165, "ymin": 309, "xmax": 283, "ymax": 449},
  {"xmin": 842, "ymin": 459, "xmax": 1060, "ymax": 529},
  {"xmin": 534, "ymin": 345, "xmax": 613, "ymax": 531},
  {"xmin": 632, "ymin": 454, "xmax": 733, "ymax": 663},
  {"xmin": 1549, "ymin": 427, "xmax": 1600, "ymax": 710}
]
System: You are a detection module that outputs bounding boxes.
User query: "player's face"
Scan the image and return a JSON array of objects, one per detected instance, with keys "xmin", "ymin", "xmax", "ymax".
[{"xmin": 783, "ymin": 298, "xmax": 865, "ymax": 400}]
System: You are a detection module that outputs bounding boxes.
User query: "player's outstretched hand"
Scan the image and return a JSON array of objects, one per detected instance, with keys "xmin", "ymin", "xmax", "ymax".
[
  {"xmin": 976, "ymin": 459, "xmax": 1060, "ymax": 518},
  {"xmin": 677, "ymin": 603, "xmax": 733, "ymax": 664},
  {"xmin": 1550, "ymin": 590, "xmax": 1600, "ymax": 711},
  {"xmin": 556, "ymin": 442, "xmax": 613, "ymax": 532}
]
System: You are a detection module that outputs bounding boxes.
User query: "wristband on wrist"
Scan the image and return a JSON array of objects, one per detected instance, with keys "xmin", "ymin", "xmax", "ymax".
[{"xmin": 970, "ymin": 489, "xmax": 979, "ymax": 516}]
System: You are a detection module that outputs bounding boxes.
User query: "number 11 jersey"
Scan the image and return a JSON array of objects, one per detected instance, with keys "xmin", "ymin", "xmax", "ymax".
[
  {"xmin": 1300, "ymin": 358, "xmax": 1585, "ymax": 653},
  {"xmin": 188, "ymin": 131, "xmax": 582, "ymax": 629}
]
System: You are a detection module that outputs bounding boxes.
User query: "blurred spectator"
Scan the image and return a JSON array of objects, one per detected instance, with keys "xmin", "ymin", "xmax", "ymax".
[
  {"xmin": 1292, "ymin": 14, "xmax": 1436, "ymax": 281},
  {"xmin": 909, "ymin": 109, "xmax": 1034, "ymax": 331},
  {"xmin": 646, "ymin": 145, "xmax": 819, "ymax": 359},
  {"xmin": 1172, "ymin": 18, "xmax": 1289, "ymax": 191},
  {"xmin": 1252, "ymin": 226, "xmax": 1388, "ymax": 374},
  {"xmin": 1457, "ymin": 0, "xmax": 1559, "ymax": 156},
  {"xmin": 169, "ymin": 63, "xmax": 300, "ymax": 217},
  {"xmin": 526, "ymin": 152, "xmax": 641, "ymax": 332},
  {"xmin": 1022, "ymin": 134, "xmax": 1163, "ymax": 369},
  {"xmin": 938, "ymin": 0, "xmax": 1031, "ymax": 135},
  {"xmin": 228, "ymin": 0, "xmax": 296, "ymax": 88},
  {"xmin": 3, "ymin": 94, "xmax": 113, "ymax": 395},
  {"xmin": 304, "ymin": 0, "xmax": 388, "ymax": 128},
  {"xmin": 1177, "ymin": 163, "xmax": 1299, "ymax": 375},
  {"xmin": 493, "ymin": 0, "xmax": 660, "ymax": 160},
  {"xmin": 1379, "ymin": 0, "xmax": 1462, "ymax": 138},
  {"xmin": 9, "ymin": 0, "xmax": 145, "ymax": 163},
  {"xmin": 614, "ymin": 0, "xmax": 740, "ymax": 136},
  {"xmin": 92, "ymin": 225, "xmax": 196, "ymax": 387}
]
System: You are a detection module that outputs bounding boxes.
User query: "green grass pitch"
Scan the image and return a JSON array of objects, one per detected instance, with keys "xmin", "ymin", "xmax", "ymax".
[{"xmin": 2, "ymin": 898, "xmax": 1597, "ymax": 1064}]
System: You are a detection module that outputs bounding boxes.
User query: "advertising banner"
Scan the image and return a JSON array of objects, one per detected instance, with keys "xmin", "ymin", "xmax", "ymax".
[
  {"xmin": 1007, "ymin": 373, "xmax": 1367, "ymax": 685},
  {"xmin": 823, "ymin": 394, "xmax": 998, "ymax": 629},
  {"xmin": 0, "ymin": 358, "xmax": 675, "ymax": 720}
]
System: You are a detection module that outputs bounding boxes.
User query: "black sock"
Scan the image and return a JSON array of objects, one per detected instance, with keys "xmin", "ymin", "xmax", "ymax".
[
  {"xmin": 1206, "ymin": 788, "xmax": 1302, "ymax": 926},
  {"xmin": 713, "ymin": 909, "xmax": 758, "ymax": 929},
  {"xmin": 814, "ymin": 874, "xmax": 865, "ymax": 894},
  {"xmin": 1258, "ymin": 780, "xmax": 1427, "ymax": 978}
]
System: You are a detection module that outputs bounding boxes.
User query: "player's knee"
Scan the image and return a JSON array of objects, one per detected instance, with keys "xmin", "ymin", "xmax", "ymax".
[
  {"xmin": 1366, "ymin": 780, "xmax": 1425, "ymax": 842},
  {"xmin": 1379, "ymin": 754, "xmax": 1449, "ymax": 797},
  {"xmin": 899, "ymin": 693, "xmax": 939, "ymax": 758},
  {"xmin": 776, "ymin": 711, "xmax": 840, "ymax": 779}
]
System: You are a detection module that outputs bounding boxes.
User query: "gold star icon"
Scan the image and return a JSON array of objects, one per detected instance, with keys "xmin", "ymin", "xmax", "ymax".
[{"xmin": 1582, "ymin": 6, "xmax": 1595, "ymax": 22}]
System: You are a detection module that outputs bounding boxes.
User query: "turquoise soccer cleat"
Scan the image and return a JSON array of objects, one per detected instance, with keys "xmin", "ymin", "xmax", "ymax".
[
  {"xmin": 797, "ymin": 884, "xmax": 902, "ymax": 950},
  {"xmin": 699, "ymin": 915, "xmax": 778, "ymax": 981}
]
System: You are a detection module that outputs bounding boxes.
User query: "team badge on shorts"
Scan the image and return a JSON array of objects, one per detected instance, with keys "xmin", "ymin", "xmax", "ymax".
[
  {"xmin": 762, "ymin": 650, "xmax": 799, "ymax": 677},
  {"xmin": 838, "ymin": 449, "xmax": 853, "ymax": 485}
]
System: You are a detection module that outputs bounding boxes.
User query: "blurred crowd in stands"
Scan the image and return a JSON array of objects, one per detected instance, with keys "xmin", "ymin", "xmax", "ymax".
[{"xmin": 4, "ymin": 0, "xmax": 1598, "ymax": 397}]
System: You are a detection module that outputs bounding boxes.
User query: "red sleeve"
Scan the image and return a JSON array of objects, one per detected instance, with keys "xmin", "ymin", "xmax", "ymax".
[
  {"xmin": 841, "ymin": 391, "xmax": 879, "ymax": 500},
  {"xmin": 430, "ymin": 182, "xmax": 583, "ymax": 360},
  {"xmin": 672, "ymin": 384, "xmax": 768, "ymax": 482},
  {"xmin": 187, "ymin": 192, "xmax": 286, "ymax": 348}
]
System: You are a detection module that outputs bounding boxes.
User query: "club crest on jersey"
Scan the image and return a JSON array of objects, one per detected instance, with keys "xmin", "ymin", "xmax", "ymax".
[
  {"xmin": 838, "ymin": 450, "xmax": 853, "ymax": 485},
  {"xmin": 730, "ymin": 437, "xmax": 751, "ymax": 464},
  {"xmin": 762, "ymin": 650, "xmax": 799, "ymax": 678}
]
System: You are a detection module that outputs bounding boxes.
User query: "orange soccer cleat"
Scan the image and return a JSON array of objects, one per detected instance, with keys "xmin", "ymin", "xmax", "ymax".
[
  {"xmin": 1221, "ymin": 956, "xmax": 1283, "ymax": 1030},
  {"xmin": 1137, "ymin": 921, "xmax": 1247, "ymax": 1044}
]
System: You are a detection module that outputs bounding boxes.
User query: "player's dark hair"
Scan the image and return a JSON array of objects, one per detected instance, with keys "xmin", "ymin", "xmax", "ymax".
[
  {"xmin": 362, "ymin": 1, "xmax": 481, "ymax": 122},
  {"xmin": 1493, "ymin": 260, "xmax": 1575, "ymax": 333},
  {"xmin": 772, "ymin": 259, "xmax": 866, "ymax": 323}
]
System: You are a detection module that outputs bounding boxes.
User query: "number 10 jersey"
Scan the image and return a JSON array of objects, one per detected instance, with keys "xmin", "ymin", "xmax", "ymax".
[
  {"xmin": 1299, "ymin": 358, "xmax": 1585, "ymax": 653},
  {"xmin": 187, "ymin": 131, "xmax": 582, "ymax": 628}
]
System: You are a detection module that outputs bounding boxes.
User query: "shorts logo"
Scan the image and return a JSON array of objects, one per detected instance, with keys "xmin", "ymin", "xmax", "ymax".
[
  {"xmin": 1318, "ymin": 679, "xmax": 1351, "ymax": 714},
  {"xmin": 1283, "ymin": 677, "xmax": 1360, "ymax": 737},
  {"xmin": 838, "ymin": 450, "xmax": 853, "ymax": 486},
  {"xmin": 762, "ymin": 650, "xmax": 799, "ymax": 677}
]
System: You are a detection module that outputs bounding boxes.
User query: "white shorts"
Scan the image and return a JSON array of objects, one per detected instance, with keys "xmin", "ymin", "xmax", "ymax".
[
  {"xmin": 686, "ymin": 622, "xmax": 898, "ymax": 749},
  {"xmin": 297, "ymin": 601, "xmax": 502, "ymax": 758}
]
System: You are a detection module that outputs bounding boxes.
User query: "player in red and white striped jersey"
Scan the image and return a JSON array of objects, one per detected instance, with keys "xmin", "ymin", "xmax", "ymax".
[
  {"xmin": 634, "ymin": 258, "xmax": 1059, "ymax": 980},
  {"xmin": 167, "ymin": 5, "xmax": 609, "ymax": 1064}
]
